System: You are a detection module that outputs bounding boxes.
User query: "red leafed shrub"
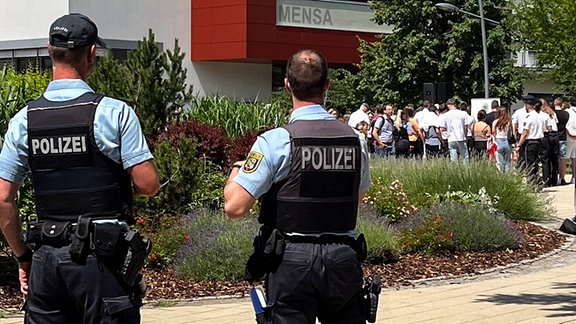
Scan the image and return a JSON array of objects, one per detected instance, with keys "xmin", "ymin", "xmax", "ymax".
[
  {"xmin": 157, "ymin": 121, "xmax": 230, "ymax": 167},
  {"xmin": 227, "ymin": 130, "xmax": 258, "ymax": 165}
]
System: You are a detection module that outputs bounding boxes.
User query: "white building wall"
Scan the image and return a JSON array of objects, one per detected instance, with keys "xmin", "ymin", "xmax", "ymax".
[
  {"xmin": 0, "ymin": 0, "xmax": 69, "ymax": 41},
  {"xmin": 70, "ymin": 0, "xmax": 270, "ymax": 100},
  {"xmin": 511, "ymin": 78, "xmax": 560, "ymax": 111},
  {"xmin": 69, "ymin": 0, "xmax": 191, "ymax": 49},
  {"xmin": 190, "ymin": 62, "xmax": 272, "ymax": 100}
]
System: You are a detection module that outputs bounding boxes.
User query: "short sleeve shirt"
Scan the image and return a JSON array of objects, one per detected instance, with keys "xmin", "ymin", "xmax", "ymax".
[
  {"xmin": 524, "ymin": 110, "xmax": 545, "ymax": 139},
  {"xmin": 233, "ymin": 105, "xmax": 371, "ymax": 200},
  {"xmin": 512, "ymin": 108, "xmax": 528, "ymax": 134},
  {"xmin": 0, "ymin": 79, "xmax": 153, "ymax": 184},
  {"xmin": 374, "ymin": 116, "xmax": 394, "ymax": 143},
  {"xmin": 439, "ymin": 109, "xmax": 468, "ymax": 142}
]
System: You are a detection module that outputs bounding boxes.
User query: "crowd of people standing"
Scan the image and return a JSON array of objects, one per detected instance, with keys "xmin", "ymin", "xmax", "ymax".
[{"xmin": 339, "ymin": 94, "xmax": 576, "ymax": 187}]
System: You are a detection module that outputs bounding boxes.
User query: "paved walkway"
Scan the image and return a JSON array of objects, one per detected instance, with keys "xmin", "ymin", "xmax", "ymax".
[{"xmin": 2, "ymin": 183, "xmax": 576, "ymax": 324}]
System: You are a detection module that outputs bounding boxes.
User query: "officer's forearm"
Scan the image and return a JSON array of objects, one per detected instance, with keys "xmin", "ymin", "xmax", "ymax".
[{"xmin": 0, "ymin": 200, "xmax": 29, "ymax": 257}]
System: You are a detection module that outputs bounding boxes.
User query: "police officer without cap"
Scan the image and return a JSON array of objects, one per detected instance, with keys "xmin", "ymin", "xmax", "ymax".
[
  {"xmin": 516, "ymin": 96, "xmax": 546, "ymax": 179},
  {"xmin": 0, "ymin": 13, "xmax": 159, "ymax": 323},
  {"xmin": 224, "ymin": 49, "xmax": 371, "ymax": 323}
]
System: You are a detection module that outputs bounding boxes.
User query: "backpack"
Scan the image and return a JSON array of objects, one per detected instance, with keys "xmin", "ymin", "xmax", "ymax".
[{"xmin": 369, "ymin": 115, "xmax": 384, "ymax": 138}]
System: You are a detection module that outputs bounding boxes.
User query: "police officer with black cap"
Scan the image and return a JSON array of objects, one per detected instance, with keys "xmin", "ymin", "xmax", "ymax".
[
  {"xmin": 516, "ymin": 96, "xmax": 546, "ymax": 178},
  {"xmin": 0, "ymin": 13, "xmax": 159, "ymax": 323},
  {"xmin": 224, "ymin": 49, "xmax": 371, "ymax": 323}
]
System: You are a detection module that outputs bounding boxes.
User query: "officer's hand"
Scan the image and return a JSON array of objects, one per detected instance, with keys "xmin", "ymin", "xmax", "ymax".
[{"xmin": 18, "ymin": 261, "xmax": 32, "ymax": 295}]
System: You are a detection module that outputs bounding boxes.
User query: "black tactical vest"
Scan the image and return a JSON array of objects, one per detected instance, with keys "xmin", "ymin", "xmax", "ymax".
[
  {"xmin": 27, "ymin": 92, "xmax": 133, "ymax": 222},
  {"xmin": 259, "ymin": 119, "xmax": 361, "ymax": 234}
]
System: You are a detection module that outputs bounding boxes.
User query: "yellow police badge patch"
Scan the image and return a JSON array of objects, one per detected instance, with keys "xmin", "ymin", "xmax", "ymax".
[{"xmin": 243, "ymin": 151, "xmax": 263, "ymax": 173}]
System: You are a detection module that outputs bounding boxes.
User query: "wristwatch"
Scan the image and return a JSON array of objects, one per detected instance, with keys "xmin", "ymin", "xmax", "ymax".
[
  {"xmin": 228, "ymin": 163, "xmax": 243, "ymax": 176},
  {"xmin": 14, "ymin": 249, "xmax": 33, "ymax": 263}
]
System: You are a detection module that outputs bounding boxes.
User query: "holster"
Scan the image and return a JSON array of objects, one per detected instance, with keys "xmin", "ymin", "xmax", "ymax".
[
  {"xmin": 245, "ymin": 226, "xmax": 285, "ymax": 282},
  {"xmin": 363, "ymin": 274, "xmax": 382, "ymax": 323},
  {"xmin": 118, "ymin": 230, "xmax": 152, "ymax": 287},
  {"xmin": 353, "ymin": 233, "xmax": 368, "ymax": 262}
]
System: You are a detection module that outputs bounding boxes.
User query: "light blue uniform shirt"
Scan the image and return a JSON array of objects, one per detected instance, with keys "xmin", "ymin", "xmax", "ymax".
[
  {"xmin": 0, "ymin": 79, "xmax": 153, "ymax": 184},
  {"xmin": 234, "ymin": 104, "xmax": 371, "ymax": 205}
]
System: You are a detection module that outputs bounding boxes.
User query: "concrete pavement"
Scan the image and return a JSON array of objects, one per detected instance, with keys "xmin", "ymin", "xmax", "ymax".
[{"xmin": 2, "ymin": 183, "xmax": 576, "ymax": 324}]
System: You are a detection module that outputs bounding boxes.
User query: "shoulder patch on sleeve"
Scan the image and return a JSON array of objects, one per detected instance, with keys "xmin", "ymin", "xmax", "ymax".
[{"xmin": 243, "ymin": 151, "xmax": 263, "ymax": 173}]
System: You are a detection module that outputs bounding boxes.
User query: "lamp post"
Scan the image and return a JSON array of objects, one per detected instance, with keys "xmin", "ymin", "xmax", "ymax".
[{"xmin": 436, "ymin": 1, "xmax": 499, "ymax": 99}]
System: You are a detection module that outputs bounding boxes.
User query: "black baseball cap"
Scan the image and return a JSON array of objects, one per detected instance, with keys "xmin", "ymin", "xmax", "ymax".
[
  {"xmin": 49, "ymin": 13, "xmax": 106, "ymax": 49},
  {"xmin": 522, "ymin": 94, "xmax": 538, "ymax": 105}
]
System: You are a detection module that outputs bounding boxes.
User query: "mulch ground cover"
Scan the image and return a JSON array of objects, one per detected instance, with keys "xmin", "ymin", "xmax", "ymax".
[{"xmin": 0, "ymin": 220, "xmax": 567, "ymax": 310}]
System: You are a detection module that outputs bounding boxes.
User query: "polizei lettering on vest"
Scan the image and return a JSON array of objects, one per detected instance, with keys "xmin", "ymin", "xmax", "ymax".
[
  {"xmin": 31, "ymin": 136, "xmax": 87, "ymax": 155},
  {"xmin": 301, "ymin": 146, "xmax": 356, "ymax": 170}
]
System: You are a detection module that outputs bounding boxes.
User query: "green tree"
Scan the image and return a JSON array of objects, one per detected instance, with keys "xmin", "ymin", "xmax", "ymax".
[
  {"xmin": 326, "ymin": 68, "xmax": 361, "ymax": 113},
  {"xmin": 0, "ymin": 65, "xmax": 50, "ymax": 142},
  {"xmin": 356, "ymin": 0, "xmax": 524, "ymax": 105},
  {"xmin": 511, "ymin": 0, "xmax": 576, "ymax": 94},
  {"xmin": 88, "ymin": 29, "xmax": 193, "ymax": 138}
]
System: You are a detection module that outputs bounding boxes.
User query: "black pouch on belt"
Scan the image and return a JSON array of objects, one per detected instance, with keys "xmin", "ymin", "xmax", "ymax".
[
  {"xmin": 40, "ymin": 221, "xmax": 71, "ymax": 246},
  {"xmin": 23, "ymin": 223, "xmax": 43, "ymax": 245},
  {"xmin": 91, "ymin": 222, "xmax": 124, "ymax": 257},
  {"xmin": 70, "ymin": 217, "xmax": 91, "ymax": 258}
]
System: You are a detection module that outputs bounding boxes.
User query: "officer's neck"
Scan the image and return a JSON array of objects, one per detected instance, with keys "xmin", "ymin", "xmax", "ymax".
[
  {"xmin": 52, "ymin": 64, "xmax": 86, "ymax": 81},
  {"xmin": 292, "ymin": 96, "xmax": 323, "ymax": 111}
]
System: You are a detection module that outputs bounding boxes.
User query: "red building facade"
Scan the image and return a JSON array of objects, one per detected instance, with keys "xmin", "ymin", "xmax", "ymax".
[{"xmin": 191, "ymin": 0, "xmax": 380, "ymax": 64}]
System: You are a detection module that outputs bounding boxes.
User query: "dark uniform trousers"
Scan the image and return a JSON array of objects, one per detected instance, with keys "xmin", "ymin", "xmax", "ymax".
[
  {"xmin": 542, "ymin": 132, "xmax": 560, "ymax": 186},
  {"xmin": 524, "ymin": 139, "xmax": 542, "ymax": 179},
  {"xmin": 267, "ymin": 242, "xmax": 365, "ymax": 324},
  {"xmin": 517, "ymin": 133, "xmax": 525, "ymax": 167},
  {"xmin": 25, "ymin": 245, "xmax": 141, "ymax": 324}
]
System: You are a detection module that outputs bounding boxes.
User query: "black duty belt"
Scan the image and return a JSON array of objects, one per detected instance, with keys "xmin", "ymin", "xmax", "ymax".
[{"xmin": 285, "ymin": 234, "xmax": 357, "ymax": 245}]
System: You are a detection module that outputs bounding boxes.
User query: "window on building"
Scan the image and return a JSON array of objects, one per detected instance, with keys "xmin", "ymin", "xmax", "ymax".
[{"xmin": 272, "ymin": 64, "xmax": 286, "ymax": 92}]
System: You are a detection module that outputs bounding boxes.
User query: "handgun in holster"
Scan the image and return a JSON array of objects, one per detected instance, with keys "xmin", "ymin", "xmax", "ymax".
[
  {"xmin": 364, "ymin": 274, "xmax": 382, "ymax": 323},
  {"xmin": 118, "ymin": 229, "xmax": 152, "ymax": 287},
  {"xmin": 245, "ymin": 226, "xmax": 285, "ymax": 282}
]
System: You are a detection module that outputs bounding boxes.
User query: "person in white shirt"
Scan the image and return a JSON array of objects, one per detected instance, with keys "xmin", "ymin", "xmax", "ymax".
[
  {"xmin": 537, "ymin": 98, "xmax": 559, "ymax": 187},
  {"xmin": 348, "ymin": 102, "xmax": 370, "ymax": 128},
  {"xmin": 513, "ymin": 95, "xmax": 532, "ymax": 166},
  {"xmin": 414, "ymin": 100, "xmax": 431, "ymax": 126},
  {"xmin": 439, "ymin": 98, "xmax": 469, "ymax": 161},
  {"xmin": 564, "ymin": 97, "xmax": 576, "ymax": 183},
  {"xmin": 516, "ymin": 97, "xmax": 545, "ymax": 178}
]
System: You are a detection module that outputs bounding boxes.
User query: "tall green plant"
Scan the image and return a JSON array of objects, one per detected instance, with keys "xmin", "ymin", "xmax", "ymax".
[
  {"xmin": 0, "ymin": 65, "xmax": 50, "ymax": 143},
  {"xmin": 88, "ymin": 29, "xmax": 193, "ymax": 138},
  {"xmin": 184, "ymin": 96, "xmax": 290, "ymax": 138},
  {"xmin": 0, "ymin": 65, "xmax": 49, "ymax": 253}
]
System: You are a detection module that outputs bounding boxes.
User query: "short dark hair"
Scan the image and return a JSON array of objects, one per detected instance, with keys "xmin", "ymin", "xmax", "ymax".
[
  {"xmin": 477, "ymin": 109, "xmax": 487, "ymax": 121},
  {"xmin": 423, "ymin": 100, "xmax": 430, "ymax": 108},
  {"xmin": 286, "ymin": 49, "xmax": 328, "ymax": 101},
  {"xmin": 48, "ymin": 45, "xmax": 89, "ymax": 66},
  {"xmin": 570, "ymin": 97, "xmax": 576, "ymax": 107}
]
